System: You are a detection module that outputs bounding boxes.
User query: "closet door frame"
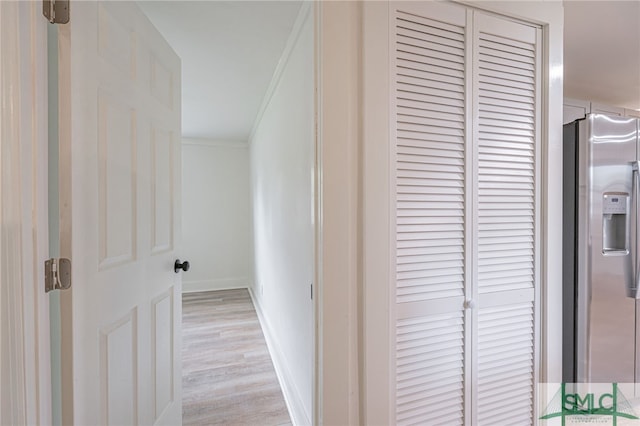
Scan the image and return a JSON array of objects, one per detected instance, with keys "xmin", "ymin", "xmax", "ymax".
[{"xmin": 361, "ymin": 1, "xmax": 564, "ymax": 424}]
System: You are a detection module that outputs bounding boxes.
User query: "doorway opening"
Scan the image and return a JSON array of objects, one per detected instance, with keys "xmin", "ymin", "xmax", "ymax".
[{"xmin": 138, "ymin": 2, "xmax": 316, "ymax": 424}]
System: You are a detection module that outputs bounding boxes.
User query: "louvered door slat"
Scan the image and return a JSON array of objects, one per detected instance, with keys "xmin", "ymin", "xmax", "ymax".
[
  {"xmin": 398, "ymin": 99, "xmax": 465, "ymax": 116},
  {"xmin": 400, "ymin": 225, "xmax": 464, "ymax": 237},
  {"xmin": 400, "ymin": 121, "xmax": 465, "ymax": 136},
  {"xmin": 398, "ymin": 51, "xmax": 465, "ymax": 73},
  {"xmin": 478, "ymin": 33, "xmax": 534, "ymax": 54},
  {"xmin": 396, "ymin": 312, "xmax": 465, "ymax": 425},
  {"xmin": 398, "ymin": 243, "xmax": 462, "ymax": 254},
  {"xmin": 399, "ymin": 386, "xmax": 463, "ymax": 410},
  {"xmin": 398, "ymin": 91, "xmax": 465, "ymax": 110},
  {"xmin": 399, "ymin": 279, "xmax": 461, "ymax": 293},
  {"xmin": 476, "ymin": 21, "xmax": 537, "ymax": 294},
  {"xmin": 476, "ymin": 303, "xmax": 535, "ymax": 425},
  {"xmin": 480, "ymin": 261, "xmax": 533, "ymax": 274},
  {"xmin": 399, "ymin": 64, "xmax": 465, "ymax": 84},
  {"xmin": 397, "ymin": 14, "xmax": 465, "ymax": 42},
  {"xmin": 398, "ymin": 194, "xmax": 463, "ymax": 203},
  {"xmin": 480, "ymin": 340, "xmax": 533, "ymax": 358},
  {"xmin": 398, "ymin": 161, "xmax": 464, "ymax": 172},
  {"xmin": 480, "ymin": 137, "xmax": 534, "ymax": 148},
  {"xmin": 399, "ymin": 264, "xmax": 464, "ymax": 277},
  {"xmin": 481, "ymin": 98, "xmax": 534, "ymax": 114},
  {"xmin": 400, "ymin": 127, "xmax": 463, "ymax": 142},
  {"xmin": 479, "ymin": 75, "xmax": 535, "ymax": 93},
  {"xmin": 479, "ymin": 55, "xmax": 535, "ymax": 73},
  {"xmin": 478, "ymin": 303, "xmax": 533, "ymax": 424},
  {"xmin": 398, "ymin": 161, "xmax": 464, "ymax": 173},
  {"xmin": 478, "ymin": 45, "xmax": 535, "ymax": 65},
  {"xmin": 398, "ymin": 106, "xmax": 465, "ymax": 123},
  {"xmin": 398, "ymin": 34, "xmax": 465, "ymax": 57},
  {"xmin": 482, "ymin": 179, "xmax": 533, "ymax": 189},
  {"xmin": 479, "ymin": 70, "xmax": 533, "ymax": 87},
  {"xmin": 481, "ymin": 117, "xmax": 535, "ymax": 132},
  {"xmin": 479, "ymin": 151, "xmax": 534, "ymax": 163},
  {"xmin": 397, "ymin": 137, "xmax": 464, "ymax": 153},
  {"xmin": 398, "ymin": 185, "xmax": 462, "ymax": 198},
  {"xmin": 399, "ymin": 81, "xmax": 465, "ymax": 102},
  {"xmin": 480, "ymin": 253, "xmax": 532, "ymax": 264},
  {"xmin": 398, "ymin": 41, "xmax": 465, "ymax": 65},
  {"xmin": 479, "ymin": 88, "xmax": 534, "ymax": 105},
  {"xmin": 480, "ymin": 106, "xmax": 533, "ymax": 121},
  {"xmin": 399, "ymin": 113, "xmax": 465, "ymax": 129},
  {"xmin": 396, "ymin": 35, "xmax": 464, "ymax": 63},
  {"xmin": 480, "ymin": 394, "xmax": 533, "ymax": 416},
  {"xmin": 480, "ymin": 88, "xmax": 535, "ymax": 103},
  {"xmin": 399, "ymin": 217, "xmax": 464, "ymax": 227}
]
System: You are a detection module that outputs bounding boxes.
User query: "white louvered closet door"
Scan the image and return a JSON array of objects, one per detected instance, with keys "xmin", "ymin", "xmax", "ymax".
[
  {"xmin": 390, "ymin": 3, "xmax": 541, "ymax": 426},
  {"xmin": 472, "ymin": 12, "xmax": 541, "ymax": 426},
  {"xmin": 392, "ymin": 3, "xmax": 470, "ymax": 425}
]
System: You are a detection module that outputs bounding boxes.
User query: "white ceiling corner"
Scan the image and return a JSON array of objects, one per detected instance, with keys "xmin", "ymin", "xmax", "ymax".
[
  {"xmin": 140, "ymin": 0, "xmax": 640, "ymax": 139},
  {"xmin": 563, "ymin": 0, "xmax": 640, "ymax": 110},
  {"xmin": 137, "ymin": 0, "xmax": 303, "ymax": 141}
]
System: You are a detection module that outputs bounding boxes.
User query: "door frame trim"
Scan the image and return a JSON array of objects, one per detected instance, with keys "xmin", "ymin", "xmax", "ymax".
[
  {"xmin": 315, "ymin": 2, "xmax": 363, "ymax": 424},
  {"xmin": 0, "ymin": 2, "xmax": 52, "ymax": 424}
]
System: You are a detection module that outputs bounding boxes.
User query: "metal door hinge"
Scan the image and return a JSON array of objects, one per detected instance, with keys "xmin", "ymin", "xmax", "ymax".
[
  {"xmin": 45, "ymin": 258, "xmax": 72, "ymax": 293},
  {"xmin": 43, "ymin": 0, "xmax": 69, "ymax": 24}
]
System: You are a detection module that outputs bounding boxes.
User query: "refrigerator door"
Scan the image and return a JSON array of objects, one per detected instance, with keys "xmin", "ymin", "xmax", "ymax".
[{"xmin": 578, "ymin": 114, "xmax": 638, "ymax": 383}]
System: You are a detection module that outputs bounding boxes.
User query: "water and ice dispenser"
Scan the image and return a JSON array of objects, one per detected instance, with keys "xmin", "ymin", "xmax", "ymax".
[{"xmin": 602, "ymin": 193, "xmax": 630, "ymax": 254}]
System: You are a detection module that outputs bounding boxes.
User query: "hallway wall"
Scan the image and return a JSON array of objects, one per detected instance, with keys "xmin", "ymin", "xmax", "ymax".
[
  {"xmin": 181, "ymin": 139, "xmax": 253, "ymax": 293},
  {"xmin": 249, "ymin": 6, "xmax": 313, "ymax": 425}
]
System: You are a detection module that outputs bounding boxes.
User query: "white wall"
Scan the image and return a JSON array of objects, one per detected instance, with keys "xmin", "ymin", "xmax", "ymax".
[
  {"xmin": 249, "ymin": 6, "xmax": 313, "ymax": 425},
  {"xmin": 181, "ymin": 139, "xmax": 252, "ymax": 292}
]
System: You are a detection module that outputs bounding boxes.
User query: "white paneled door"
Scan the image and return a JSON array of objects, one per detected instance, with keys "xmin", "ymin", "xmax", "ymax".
[
  {"xmin": 58, "ymin": 2, "xmax": 182, "ymax": 424},
  {"xmin": 391, "ymin": 2, "xmax": 541, "ymax": 425}
]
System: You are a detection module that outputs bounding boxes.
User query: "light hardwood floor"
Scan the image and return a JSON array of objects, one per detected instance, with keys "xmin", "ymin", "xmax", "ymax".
[{"xmin": 182, "ymin": 289, "xmax": 292, "ymax": 425}]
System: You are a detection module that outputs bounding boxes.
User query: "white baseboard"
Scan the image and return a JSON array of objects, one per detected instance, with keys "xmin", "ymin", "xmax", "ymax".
[
  {"xmin": 248, "ymin": 288, "xmax": 311, "ymax": 426},
  {"xmin": 182, "ymin": 277, "xmax": 249, "ymax": 293}
]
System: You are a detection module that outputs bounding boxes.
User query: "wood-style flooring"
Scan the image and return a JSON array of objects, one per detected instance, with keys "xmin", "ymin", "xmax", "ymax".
[{"xmin": 182, "ymin": 289, "xmax": 291, "ymax": 426}]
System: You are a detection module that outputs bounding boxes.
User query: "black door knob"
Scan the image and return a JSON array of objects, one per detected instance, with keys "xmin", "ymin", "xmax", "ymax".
[{"xmin": 174, "ymin": 259, "xmax": 190, "ymax": 273}]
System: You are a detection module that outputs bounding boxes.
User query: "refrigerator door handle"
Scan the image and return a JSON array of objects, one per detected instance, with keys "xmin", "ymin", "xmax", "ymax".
[{"xmin": 630, "ymin": 161, "xmax": 640, "ymax": 298}]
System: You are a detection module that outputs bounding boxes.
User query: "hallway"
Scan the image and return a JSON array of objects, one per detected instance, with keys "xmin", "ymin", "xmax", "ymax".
[{"xmin": 182, "ymin": 290, "xmax": 291, "ymax": 425}]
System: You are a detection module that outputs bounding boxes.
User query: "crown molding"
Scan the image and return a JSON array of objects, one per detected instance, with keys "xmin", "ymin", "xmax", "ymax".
[
  {"xmin": 181, "ymin": 138, "xmax": 249, "ymax": 149},
  {"xmin": 247, "ymin": 1, "xmax": 312, "ymax": 144}
]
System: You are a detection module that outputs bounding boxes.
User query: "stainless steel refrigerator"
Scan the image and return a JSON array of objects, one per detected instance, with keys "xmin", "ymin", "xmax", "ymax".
[{"xmin": 564, "ymin": 113, "xmax": 640, "ymax": 383}]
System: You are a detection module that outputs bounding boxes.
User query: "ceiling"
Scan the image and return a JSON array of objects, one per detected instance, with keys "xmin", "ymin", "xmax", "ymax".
[
  {"xmin": 564, "ymin": 1, "xmax": 640, "ymax": 110},
  {"xmin": 138, "ymin": 1, "xmax": 302, "ymax": 141},
  {"xmin": 139, "ymin": 1, "xmax": 640, "ymax": 141}
]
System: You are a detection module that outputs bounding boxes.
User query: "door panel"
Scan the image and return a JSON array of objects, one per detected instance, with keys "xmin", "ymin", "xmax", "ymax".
[
  {"xmin": 391, "ymin": 2, "xmax": 469, "ymax": 424},
  {"xmin": 151, "ymin": 125, "xmax": 174, "ymax": 254},
  {"xmin": 152, "ymin": 290, "xmax": 174, "ymax": 419},
  {"xmin": 97, "ymin": 91, "xmax": 136, "ymax": 268},
  {"xmin": 472, "ymin": 12, "xmax": 540, "ymax": 426},
  {"xmin": 58, "ymin": 2, "xmax": 181, "ymax": 424},
  {"xmin": 391, "ymin": 3, "xmax": 541, "ymax": 425}
]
